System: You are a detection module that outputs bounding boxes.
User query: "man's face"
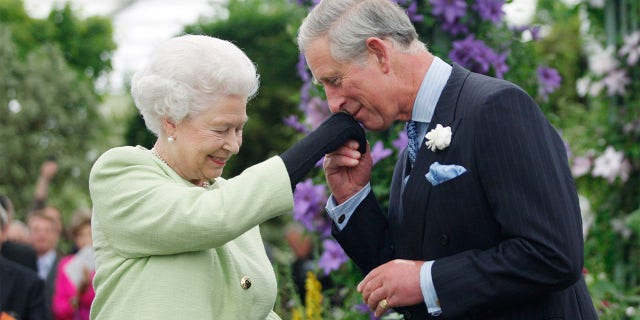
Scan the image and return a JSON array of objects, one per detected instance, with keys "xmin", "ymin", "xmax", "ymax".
[
  {"xmin": 304, "ymin": 37, "xmax": 399, "ymax": 131},
  {"xmin": 28, "ymin": 216, "xmax": 59, "ymax": 255}
]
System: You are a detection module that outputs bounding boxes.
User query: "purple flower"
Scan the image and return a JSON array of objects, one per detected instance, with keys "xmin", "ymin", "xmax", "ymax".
[
  {"xmin": 283, "ymin": 115, "xmax": 308, "ymax": 134},
  {"xmin": 449, "ymin": 35, "xmax": 506, "ymax": 77},
  {"xmin": 491, "ymin": 52, "xmax": 509, "ymax": 79},
  {"xmin": 442, "ymin": 19, "xmax": 469, "ymax": 36},
  {"xmin": 296, "ymin": 53, "xmax": 310, "ymax": 82},
  {"xmin": 354, "ymin": 303, "xmax": 381, "ymax": 319},
  {"xmin": 405, "ymin": 1, "xmax": 424, "ymax": 23},
  {"xmin": 302, "ymin": 97, "xmax": 331, "ymax": 130},
  {"xmin": 392, "ymin": 130, "xmax": 408, "ymax": 152},
  {"xmin": 537, "ymin": 66, "xmax": 562, "ymax": 100},
  {"xmin": 317, "ymin": 239, "xmax": 349, "ymax": 275},
  {"xmin": 293, "ymin": 179, "xmax": 330, "ymax": 234},
  {"xmin": 473, "ymin": 0, "xmax": 505, "ymax": 25},
  {"xmin": 430, "ymin": 0, "xmax": 467, "ymax": 24},
  {"xmin": 528, "ymin": 26, "xmax": 542, "ymax": 41},
  {"xmin": 299, "ymin": 81, "xmax": 312, "ymax": 110},
  {"xmin": 370, "ymin": 141, "xmax": 393, "ymax": 165}
]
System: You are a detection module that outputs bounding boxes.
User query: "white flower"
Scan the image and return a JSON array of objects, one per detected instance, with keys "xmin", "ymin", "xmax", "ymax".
[
  {"xmin": 571, "ymin": 156, "xmax": 592, "ymax": 177},
  {"xmin": 592, "ymin": 146, "xmax": 630, "ymax": 183},
  {"xmin": 602, "ymin": 69, "xmax": 630, "ymax": 96},
  {"xmin": 619, "ymin": 31, "xmax": 640, "ymax": 66},
  {"xmin": 425, "ymin": 124, "xmax": 452, "ymax": 152},
  {"xmin": 578, "ymin": 194, "xmax": 593, "ymax": 240},
  {"xmin": 588, "ymin": 45, "xmax": 618, "ymax": 76}
]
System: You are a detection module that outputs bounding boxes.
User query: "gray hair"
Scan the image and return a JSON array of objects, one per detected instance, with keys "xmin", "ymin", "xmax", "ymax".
[
  {"xmin": 297, "ymin": 0, "xmax": 425, "ymax": 64},
  {"xmin": 131, "ymin": 35, "xmax": 260, "ymax": 137}
]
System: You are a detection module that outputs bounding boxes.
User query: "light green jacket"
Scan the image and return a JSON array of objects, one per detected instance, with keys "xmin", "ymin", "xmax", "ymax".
[{"xmin": 89, "ymin": 146, "xmax": 293, "ymax": 320}]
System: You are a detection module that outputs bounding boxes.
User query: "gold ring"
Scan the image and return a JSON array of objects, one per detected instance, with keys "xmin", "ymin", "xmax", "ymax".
[{"xmin": 378, "ymin": 298, "xmax": 390, "ymax": 310}]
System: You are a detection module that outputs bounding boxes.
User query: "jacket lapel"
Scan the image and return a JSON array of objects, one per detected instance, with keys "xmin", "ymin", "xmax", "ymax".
[{"xmin": 400, "ymin": 64, "xmax": 470, "ymax": 259}]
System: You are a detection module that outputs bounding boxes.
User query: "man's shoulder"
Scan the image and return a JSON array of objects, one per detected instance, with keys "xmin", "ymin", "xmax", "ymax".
[
  {"xmin": 0, "ymin": 241, "xmax": 38, "ymax": 270},
  {"xmin": 0, "ymin": 255, "xmax": 40, "ymax": 283}
]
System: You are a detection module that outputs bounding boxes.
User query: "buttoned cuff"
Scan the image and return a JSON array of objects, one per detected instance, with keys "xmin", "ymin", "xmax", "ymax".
[
  {"xmin": 420, "ymin": 260, "xmax": 442, "ymax": 316},
  {"xmin": 325, "ymin": 183, "xmax": 371, "ymax": 230}
]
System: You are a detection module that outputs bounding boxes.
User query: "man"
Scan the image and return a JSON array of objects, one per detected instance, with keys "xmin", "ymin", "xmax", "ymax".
[
  {"xmin": 27, "ymin": 211, "xmax": 60, "ymax": 313},
  {"xmin": 297, "ymin": 0, "xmax": 598, "ymax": 319},
  {"xmin": 0, "ymin": 201, "xmax": 50, "ymax": 320}
]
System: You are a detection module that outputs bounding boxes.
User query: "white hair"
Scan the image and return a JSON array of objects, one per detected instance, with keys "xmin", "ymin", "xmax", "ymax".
[
  {"xmin": 131, "ymin": 34, "xmax": 260, "ymax": 137},
  {"xmin": 297, "ymin": 0, "xmax": 425, "ymax": 64}
]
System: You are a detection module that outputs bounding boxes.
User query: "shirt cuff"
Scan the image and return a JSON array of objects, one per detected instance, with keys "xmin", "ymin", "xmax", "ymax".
[
  {"xmin": 325, "ymin": 183, "xmax": 371, "ymax": 231},
  {"xmin": 420, "ymin": 260, "xmax": 442, "ymax": 316}
]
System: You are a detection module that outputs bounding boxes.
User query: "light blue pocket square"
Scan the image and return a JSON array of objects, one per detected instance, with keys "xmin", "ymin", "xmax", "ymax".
[{"xmin": 425, "ymin": 162, "xmax": 467, "ymax": 186}]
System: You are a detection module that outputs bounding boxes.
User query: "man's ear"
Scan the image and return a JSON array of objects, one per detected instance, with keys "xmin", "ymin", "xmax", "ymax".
[{"xmin": 365, "ymin": 37, "xmax": 390, "ymax": 73}]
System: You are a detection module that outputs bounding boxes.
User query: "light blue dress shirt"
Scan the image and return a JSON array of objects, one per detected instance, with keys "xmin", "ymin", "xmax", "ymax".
[{"xmin": 325, "ymin": 56, "xmax": 452, "ymax": 316}]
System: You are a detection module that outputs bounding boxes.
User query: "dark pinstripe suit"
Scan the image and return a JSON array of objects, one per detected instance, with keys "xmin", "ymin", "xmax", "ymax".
[{"xmin": 333, "ymin": 64, "xmax": 598, "ymax": 319}]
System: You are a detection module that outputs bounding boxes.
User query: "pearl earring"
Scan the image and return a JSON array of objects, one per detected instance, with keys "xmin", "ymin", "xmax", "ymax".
[{"xmin": 168, "ymin": 136, "xmax": 175, "ymax": 143}]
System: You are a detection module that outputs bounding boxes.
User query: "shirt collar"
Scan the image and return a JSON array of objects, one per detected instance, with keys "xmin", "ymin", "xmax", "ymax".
[
  {"xmin": 411, "ymin": 56, "xmax": 453, "ymax": 123},
  {"xmin": 37, "ymin": 249, "xmax": 56, "ymax": 279}
]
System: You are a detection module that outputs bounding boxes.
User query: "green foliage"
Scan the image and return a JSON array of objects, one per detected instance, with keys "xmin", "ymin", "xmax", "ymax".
[
  {"xmin": 0, "ymin": 0, "xmax": 116, "ymax": 84},
  {"xmin": 0, "ymin": 26, "xmax": 103, "ymax": 218},
  {"xmin": 0, "ymin": 1, "xmax": 115, "ymax": 221}
]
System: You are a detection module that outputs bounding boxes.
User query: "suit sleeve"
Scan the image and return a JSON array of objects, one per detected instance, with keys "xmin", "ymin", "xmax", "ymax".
[
  {"xmin": 431, "ymin": 86, "xmax": 584, "ymax": 317},
  {"xmin": 26, "ymin": 275, "xmax": 50, "ymax": 320},
  {"xmin": 332, "ymin": 191, "xmax": 392, "ymax": 275}
]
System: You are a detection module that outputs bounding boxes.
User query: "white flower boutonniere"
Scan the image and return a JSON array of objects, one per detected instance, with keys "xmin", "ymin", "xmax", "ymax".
[{"xmin": 425, "ymin": 124, "xmax": 452, "ymax": 152}]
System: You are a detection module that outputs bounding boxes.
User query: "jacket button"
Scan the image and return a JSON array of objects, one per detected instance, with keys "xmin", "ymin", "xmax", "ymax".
[
  {"xmin": 240, "ymin": 276, "xmax": 251, "ymax": 290},
  {"xmin": 404, "ymin": 311, "xmax": 412, "ymax": 319},
  {"xmin": 440, "ymin": 234, "xmax": 449, "ymax": 246}
]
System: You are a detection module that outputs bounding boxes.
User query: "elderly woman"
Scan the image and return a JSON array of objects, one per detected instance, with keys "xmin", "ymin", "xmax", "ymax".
[{"xmin": 88, "ymin": 35, "xmax": 365, "ymax": 320}]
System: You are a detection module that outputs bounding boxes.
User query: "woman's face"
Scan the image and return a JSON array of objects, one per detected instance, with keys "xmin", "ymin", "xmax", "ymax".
[
  {"xmin": 169, "ymin": 95, "xmax": 248, "ymax": 183},
  {"xmin": 74, "ymin": 224, "xmax": 92, "ymax": 249}
]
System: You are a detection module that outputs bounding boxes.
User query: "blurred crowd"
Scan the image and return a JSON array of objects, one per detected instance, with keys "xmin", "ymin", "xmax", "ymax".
[{"xmin": 1, "ymin": 160, "xmax": 95, "ymax": 320}]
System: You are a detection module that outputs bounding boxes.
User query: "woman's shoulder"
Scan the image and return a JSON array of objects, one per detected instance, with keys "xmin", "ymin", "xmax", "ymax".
[{"xmin": 93, "ymin": 146, "xmax": 151, "ymax": 167}]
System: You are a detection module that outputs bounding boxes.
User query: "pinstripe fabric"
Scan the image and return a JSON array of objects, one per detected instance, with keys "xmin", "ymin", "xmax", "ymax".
[{"xmin": 333, "ymin": 64, "xmax": 597, "ymax": 319}]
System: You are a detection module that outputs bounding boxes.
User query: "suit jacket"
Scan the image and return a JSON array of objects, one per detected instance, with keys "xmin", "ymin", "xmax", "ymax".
[
  {"xmin": 0, "ymin": 240, "xmax": 38, "ymax": 271},
  {"xmin": 43, "ymin": 253, "xmax": 60, "ymax": 315},
  {"xmin": 0, "ymin": 255, "xmax": 50, "ymax": 320},
  {"xmin": 333, "ymin": 64, "xmax": 598, "ymax": 319},
  {"xmin": 88, "ymin": 146, "xmax": 293, "ymax": 320}
]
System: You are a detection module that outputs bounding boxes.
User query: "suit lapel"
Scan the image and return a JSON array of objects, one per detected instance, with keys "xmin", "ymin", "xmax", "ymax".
[{"xmin": 400, "ymin": 64, "xmax": 470, "ymax": 259}]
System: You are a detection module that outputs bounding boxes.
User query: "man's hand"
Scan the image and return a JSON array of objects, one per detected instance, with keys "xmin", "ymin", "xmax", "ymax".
[
  {"xmin": 357, "ymin": 259, "xmax": 424, "ymax": 317},
  {"xmin": 323, "ymin": 140, "xmax": 373, "ymax": 204}
]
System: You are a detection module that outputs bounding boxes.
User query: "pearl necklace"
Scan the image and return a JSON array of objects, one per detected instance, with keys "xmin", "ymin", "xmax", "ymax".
[{"xmin": 150, "ymin": 148, "xmax": 211, "ymax": 188}]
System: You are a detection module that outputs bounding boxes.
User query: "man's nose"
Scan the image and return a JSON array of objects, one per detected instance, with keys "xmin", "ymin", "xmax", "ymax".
[{"xmin": 325, "ymin": 86, "xmax": 345, "ymax": 114}]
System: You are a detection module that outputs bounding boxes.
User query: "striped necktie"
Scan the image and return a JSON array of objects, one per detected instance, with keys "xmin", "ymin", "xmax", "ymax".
[{"xmin": 407, "ymin": 120, "xmax": 419, "ymax": 164}]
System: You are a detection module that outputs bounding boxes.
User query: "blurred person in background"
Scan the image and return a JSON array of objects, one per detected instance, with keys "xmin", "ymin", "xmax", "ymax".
[
  {"xmin": 0, "ymin": 200, "xmax": 50, "ymax": 320},
  {"xmin": 27, "ymin": 210, "xmax": 61, "ymax": 315},
  {"xmin": 6, "ymin": 220, "xmax": 30, "ymax": 244},
  {"xmin": 52, "ymin": 209, "xmax": 95, "ymax": 320},
  {"xmin": 88, "ymin": 34, "xmax": 365, "ymax": 320},
  {"xmin": 0, "ymin": 194, "xmax": 38, "ymax": 271}
]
